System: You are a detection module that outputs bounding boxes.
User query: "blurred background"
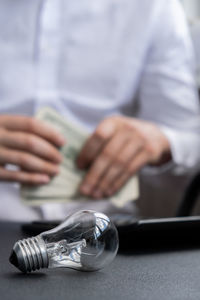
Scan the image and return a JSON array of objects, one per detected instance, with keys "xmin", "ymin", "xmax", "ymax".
[
  {"xmin": 182, "ymin": 0, "xmax": 200, "ymax": 21},
  {"xmin": 182, "ymin": 0, "xmax": 200, "ymax": 86}
]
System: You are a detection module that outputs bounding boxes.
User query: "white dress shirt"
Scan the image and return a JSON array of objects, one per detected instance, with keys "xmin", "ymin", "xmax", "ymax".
[{"xmin": 0, "ymin": 0, "xmax": 200, "ymax": 221}]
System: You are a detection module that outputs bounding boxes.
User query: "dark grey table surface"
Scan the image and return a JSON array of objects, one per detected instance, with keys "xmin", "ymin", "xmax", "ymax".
[{"xmin": 1, "ymin": 222, "xmax": 200, "ymax": 300}]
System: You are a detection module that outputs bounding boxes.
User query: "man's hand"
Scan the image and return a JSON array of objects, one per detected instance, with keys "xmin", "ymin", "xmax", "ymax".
[
  {"xmin": 77, "ymin": 116, "xmax": 171, "ymax": 199},
  {"xmin": 0, "ymin": 115, "xmax": 65, "ymax": 184}
]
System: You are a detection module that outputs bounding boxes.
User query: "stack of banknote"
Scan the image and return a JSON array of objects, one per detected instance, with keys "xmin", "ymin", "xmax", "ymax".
[{"xmin": 21, "ymin": 107, "xmax": 139, "ymax": 208}]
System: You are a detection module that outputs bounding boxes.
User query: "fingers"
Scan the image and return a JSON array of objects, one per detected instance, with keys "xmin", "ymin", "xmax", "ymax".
[
  {"xmin": 92, "ymin": 139, "xmax": 143, "ymax": 198},
  {"xmin": 0, "ymin": 147, "xmax": 59, "ymax": 175},
  {"xmin": 76, "ymin": 118, "xmax": 117, "ymax": 169},
  {"xmin": 79, "ymin": 129, "xmax": 134, "ymax": 197},
  {"xmin": 0, "ymin": 166, "xmax": 50, "ymax": 184},
  {"xmin": 106, "ymin": 151, "xmax": 149, "ymax": 196},
  {"xmin": 0, "ymin": 129, "xmax": 62, "ymax": 163},
  {"xmin": 78, "ymin": 116, "xmax": 171, "ymax": 199},
  {"xmin": 0, "ymin": 116, "xmax": 65, "ymax": 147}
]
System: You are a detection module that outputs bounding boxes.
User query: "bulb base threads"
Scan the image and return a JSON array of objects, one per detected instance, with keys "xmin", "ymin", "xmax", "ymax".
[{"xmin": 9, "ymin": 236, "xmax": 49, "ymax": 273}]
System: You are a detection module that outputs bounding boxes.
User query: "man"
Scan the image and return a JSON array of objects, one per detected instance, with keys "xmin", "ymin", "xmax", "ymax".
[{"xmin": 0, "ymin": 0, "xmax": 199, "ymax": 221}]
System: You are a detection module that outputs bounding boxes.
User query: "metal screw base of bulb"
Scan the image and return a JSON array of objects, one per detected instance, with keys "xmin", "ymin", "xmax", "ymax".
[{"xmin": 10, "ymin": 236, "xmax": 49, "ymax": 273}]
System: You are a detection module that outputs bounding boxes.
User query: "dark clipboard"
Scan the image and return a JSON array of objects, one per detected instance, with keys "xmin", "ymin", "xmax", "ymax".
[
  {"xmin": 117, "ymin": 216, "xmax": 200, "ymax": 250},
  {"xmin": 21, "ymin": 215, "xmax": 200, "ymax": 251}
]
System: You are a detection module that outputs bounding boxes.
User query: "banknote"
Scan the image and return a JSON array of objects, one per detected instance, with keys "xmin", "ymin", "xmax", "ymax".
[{"xmin": 21, "ymin": 107, "xmax": 139, "ymax": 208}]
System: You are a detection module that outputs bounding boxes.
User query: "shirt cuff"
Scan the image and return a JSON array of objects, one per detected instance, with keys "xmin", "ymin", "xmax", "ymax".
[{"xmin": 142, "ymin": 125, "xmax": 200, "ymax": 175}]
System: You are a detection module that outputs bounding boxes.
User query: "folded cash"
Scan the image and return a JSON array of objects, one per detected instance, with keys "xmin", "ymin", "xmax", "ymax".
[{"xmin": 21, "ymin": 107, "xmax": 139, "ymax": 208}]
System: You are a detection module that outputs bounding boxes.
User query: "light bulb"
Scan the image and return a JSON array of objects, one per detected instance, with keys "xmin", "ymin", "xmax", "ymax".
[{"xmin": 9, "ymin": 210, "xmax": 119, "ymax": 273}]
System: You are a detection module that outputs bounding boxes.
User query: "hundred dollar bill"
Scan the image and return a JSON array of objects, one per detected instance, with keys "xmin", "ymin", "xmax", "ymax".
[{"xmin": 21, "ymin": 107, "xmax": 139, "ymax": 208}]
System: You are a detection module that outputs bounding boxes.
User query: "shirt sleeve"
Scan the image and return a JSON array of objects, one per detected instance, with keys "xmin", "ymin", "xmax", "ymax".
[{"xmin": 137, "ymin": 0, "xmax": 200, "ymax": 173}]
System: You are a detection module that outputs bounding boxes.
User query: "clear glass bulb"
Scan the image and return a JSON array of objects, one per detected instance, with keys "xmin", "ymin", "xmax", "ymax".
[{"xmin": 9, "ymin": 210, "xmax": 119, "ymax": 273}]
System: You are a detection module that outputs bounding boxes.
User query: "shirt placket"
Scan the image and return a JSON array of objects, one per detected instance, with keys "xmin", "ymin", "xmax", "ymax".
[{"xmin": 35, "ymin": 0, "xmax": 62, "ymax": 103}]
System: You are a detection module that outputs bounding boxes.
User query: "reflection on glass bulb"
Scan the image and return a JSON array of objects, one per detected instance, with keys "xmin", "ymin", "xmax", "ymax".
[{"xmin": 9, "ymin": 210, "xmax": 119, "ymax": 273}]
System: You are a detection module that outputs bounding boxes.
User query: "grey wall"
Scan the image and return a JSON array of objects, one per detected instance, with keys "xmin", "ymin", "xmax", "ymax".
[{"xmin": 181, "ymin": 0, "xmax": 200, "ymax": 21}]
